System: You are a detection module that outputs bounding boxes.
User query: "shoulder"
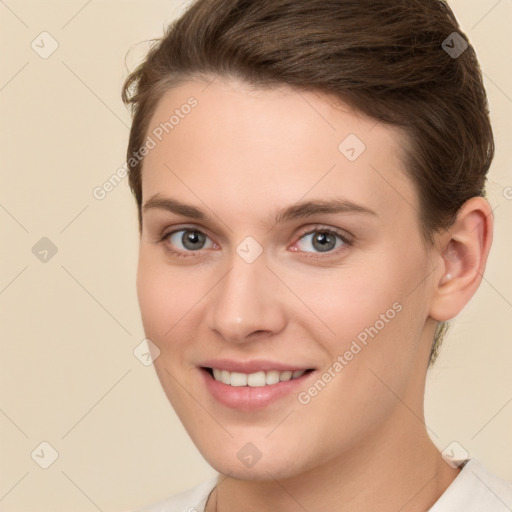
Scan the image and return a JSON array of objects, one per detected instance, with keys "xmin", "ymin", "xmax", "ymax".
[
  {"xmin": 430, "ymin": 458, "xmax": 512, "ymax": 511},
  {"xmin": 130, "ymin": 477, "xmax": 217, "ymax": 512}
]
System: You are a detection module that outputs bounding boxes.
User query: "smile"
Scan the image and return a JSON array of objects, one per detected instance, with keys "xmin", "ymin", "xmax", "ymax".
[
  {"xmin": 200, "ymin": 365, "xmax": 316, "ymax": 410},
  {"xmin": 208, "ymin": 368, "xmax": 309, "ymax": 387}
]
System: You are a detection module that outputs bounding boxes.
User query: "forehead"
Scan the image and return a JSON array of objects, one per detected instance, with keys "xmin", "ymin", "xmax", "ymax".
[{"xmin": 141, "ymin": 78, "xmax": 417, "ymax": 225}]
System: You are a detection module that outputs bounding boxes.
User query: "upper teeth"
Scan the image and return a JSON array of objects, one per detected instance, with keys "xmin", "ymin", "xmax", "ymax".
[{"xmin": 211, "ymin": 368, "xmax": 306, "ymax": 387}]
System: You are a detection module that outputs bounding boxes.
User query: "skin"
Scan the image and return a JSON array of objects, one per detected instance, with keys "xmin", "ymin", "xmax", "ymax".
[{"xmin": 136, "ymin": 76, "xmax": 493, "ymax": 511}]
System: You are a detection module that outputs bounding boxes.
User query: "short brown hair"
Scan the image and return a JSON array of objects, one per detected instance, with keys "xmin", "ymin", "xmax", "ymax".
[{"xmin": 121, "ymin": 0, "xmax": 494, "ymax": 366}]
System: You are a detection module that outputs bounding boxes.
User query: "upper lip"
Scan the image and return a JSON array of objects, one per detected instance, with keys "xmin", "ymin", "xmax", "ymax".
[{"xmin": 200, "ymin": 359, "xmax": 314, "ymax": 373}]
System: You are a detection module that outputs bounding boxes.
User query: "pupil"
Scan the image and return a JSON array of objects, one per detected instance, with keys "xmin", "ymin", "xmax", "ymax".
[
  {"xmin": 313, "ymin": 232, "xmax": 335, "ymax": 252},
  {"xmin": 183, "ymin": 230, "xmax": 205, "ymax": 250}
]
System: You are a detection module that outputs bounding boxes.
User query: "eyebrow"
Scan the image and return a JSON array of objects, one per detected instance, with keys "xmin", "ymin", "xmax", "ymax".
[{"xmin": 142, "ymin": 194, "xmax": 378, "ymax": 224}]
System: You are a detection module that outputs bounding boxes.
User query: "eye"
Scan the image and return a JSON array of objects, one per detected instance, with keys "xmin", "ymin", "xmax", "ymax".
[
  {"xmin": 159, "ymin": 225, "xmax": 351, "ymax": 259},
  {"xmin": 293, "ymin": 228, "xmax": 351, "ymax": 254},
  {"xmin": 164, "ymin": 228, "xmax": 216, "ymax": 253}
]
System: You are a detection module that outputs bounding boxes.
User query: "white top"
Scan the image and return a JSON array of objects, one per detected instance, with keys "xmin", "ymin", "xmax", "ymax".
[{"xmin": 133, "ymin": 458, "xmax": 512, "ymax": 512}]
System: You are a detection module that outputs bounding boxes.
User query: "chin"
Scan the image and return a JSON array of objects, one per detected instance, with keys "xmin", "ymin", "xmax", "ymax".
[
  {"xmin": 186, "ymin": 431, "xmax": 315, "ymax": 481},
  {"xmin": 204, "ymin": 450, "xmax": 305, "ymax": 481}
]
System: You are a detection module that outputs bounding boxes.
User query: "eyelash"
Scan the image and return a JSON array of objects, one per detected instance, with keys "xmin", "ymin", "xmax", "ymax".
[{"xmin": 158, "ymin": 225, "xmax": 353, "ymax": 260}]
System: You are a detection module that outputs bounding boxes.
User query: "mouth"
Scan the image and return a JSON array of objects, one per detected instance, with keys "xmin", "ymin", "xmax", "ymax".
[
  {"xmin": 199, "ymin": 365, "xmax": 316, "ymax": 410},
  {"xmin": 202, "ymin": 367, "xmax": 315, "ymax": 387}
]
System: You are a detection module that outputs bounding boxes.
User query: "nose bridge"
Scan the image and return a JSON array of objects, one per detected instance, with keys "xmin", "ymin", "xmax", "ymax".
[{"xmin": 208, "ymin": 249, "xmax": 283, "ymax": 342}]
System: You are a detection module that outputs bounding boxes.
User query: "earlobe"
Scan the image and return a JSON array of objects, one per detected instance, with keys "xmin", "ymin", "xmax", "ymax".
[{"xmin": 429, "ymin": 197, "xmax": 493, "ymax": 322}]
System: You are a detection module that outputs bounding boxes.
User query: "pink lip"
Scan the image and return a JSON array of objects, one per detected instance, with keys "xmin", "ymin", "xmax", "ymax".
[
  {"xmin": 199, "ymin": 366, "xmax": 316, "ymax": 411},
  {"xmin": 199, "ymin": 358, "xmax": 312, "ymax": 373}
]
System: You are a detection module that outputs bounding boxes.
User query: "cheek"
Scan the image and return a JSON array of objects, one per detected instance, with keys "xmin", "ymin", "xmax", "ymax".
[
  {"xmin": 307, "ymin": 251, "xmax": 429, "ymax": 406},
  {"xmin": 136, "ymin": 248, "xmax": 198, "ymax": 342},
  {"xmin": 285, "ymin": 246, "xmax": 426, "ymax": 370},
  {"xmin": 288, "ymin": 266, "xmax": 423, "ymax": 446},
  {"xmin": 284, "ymin": 263, "xmax": 404, "ymax": 345}
]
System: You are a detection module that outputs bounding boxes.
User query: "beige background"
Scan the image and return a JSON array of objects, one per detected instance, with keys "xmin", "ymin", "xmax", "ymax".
[{"xmin": 1, "ymin": 1, "xmax": 511, "ymax": 510}]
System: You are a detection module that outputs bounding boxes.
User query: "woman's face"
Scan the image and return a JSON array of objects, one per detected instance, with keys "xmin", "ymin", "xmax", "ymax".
[{"xmin": 137, "ymin": 77, "xmax": 439, "ymax": 479}]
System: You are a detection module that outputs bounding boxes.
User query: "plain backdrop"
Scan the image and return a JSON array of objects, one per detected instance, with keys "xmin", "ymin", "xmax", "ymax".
[{"xmin": 1, "ymin": 1, "xmax": 511, "ymax": 510}]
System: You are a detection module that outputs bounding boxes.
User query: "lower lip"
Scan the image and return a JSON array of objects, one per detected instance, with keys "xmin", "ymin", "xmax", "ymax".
[{"xmin": 200, "ymin": 368, "xmax": 315, "ymax": 411}]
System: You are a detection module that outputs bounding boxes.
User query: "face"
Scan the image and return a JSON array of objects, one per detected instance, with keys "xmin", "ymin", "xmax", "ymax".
[{"xmin": 137, "ymin": 77, "xmax": 437, "ymax": 479}]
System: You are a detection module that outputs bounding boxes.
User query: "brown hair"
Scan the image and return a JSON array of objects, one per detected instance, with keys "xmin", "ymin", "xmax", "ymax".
[{"xmin": 121, "ymin": 0, "xmax": 494, "ymax": 366}]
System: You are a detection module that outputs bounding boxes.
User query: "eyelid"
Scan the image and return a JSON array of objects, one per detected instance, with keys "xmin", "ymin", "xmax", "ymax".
[
  {"xmin": 159, "ymin": 222, "xmax": 353, "ymax": 239},
  {"xmin": 160, "ymin": 223, "xmax": 214, "ymax": 240},
  {"xmin": 294, "ymin": 224, "xmax": 353, "ymax": 243}
]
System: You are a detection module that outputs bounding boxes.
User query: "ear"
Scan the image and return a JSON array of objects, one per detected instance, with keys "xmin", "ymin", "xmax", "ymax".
[{"xmin": 429, "ymin": 196, "xmax": 494, "ymax": 322}]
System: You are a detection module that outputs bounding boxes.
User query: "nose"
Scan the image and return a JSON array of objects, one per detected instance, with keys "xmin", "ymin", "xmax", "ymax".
[{"xmin": 206, "ymin": 253, "xmax": 287, "ymax": 344}]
